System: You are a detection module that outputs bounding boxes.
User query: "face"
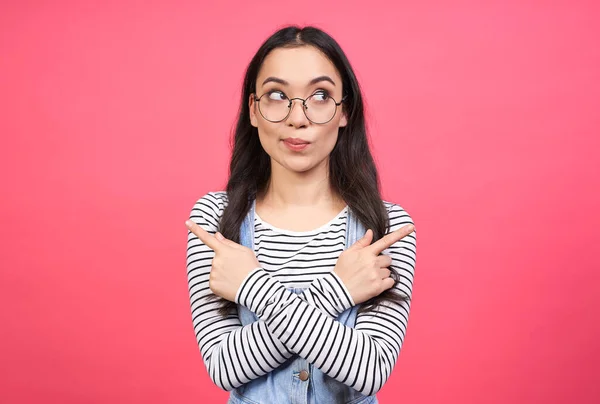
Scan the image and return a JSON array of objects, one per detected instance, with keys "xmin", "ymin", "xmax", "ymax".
[{"xmin": 249, "ymin": 46, "xmax": 348, "ymax": 175}]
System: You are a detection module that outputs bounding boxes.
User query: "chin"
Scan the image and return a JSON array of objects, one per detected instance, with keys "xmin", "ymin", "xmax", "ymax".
[
  {"xmin": 285, "ymin": 162, "xmax": 315, "ymax": 173},
  {"xmin": 278, "ymin": 157, "xmax": 319, "ymax": 173}
]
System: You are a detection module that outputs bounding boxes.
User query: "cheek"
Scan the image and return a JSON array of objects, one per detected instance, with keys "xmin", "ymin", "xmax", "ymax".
[
  {"xmin": 321, "ymin": 123, "xmax": 341, "ymax": 145},
  {"xmin": 325, "ymin": 133, "xmax": 339, "ymax": 152},
  {"xmin": 313, "ymin": 129, "xmax": 340, "ymax": 158},
  {"xmin": 256, "ymin": 125, "xmax": 280, "ymax": 154}
]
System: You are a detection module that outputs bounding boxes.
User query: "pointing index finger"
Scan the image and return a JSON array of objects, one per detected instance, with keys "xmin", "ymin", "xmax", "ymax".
[
  {"xmin": 367, "ymin": 224, "xmax": 414, "ymax": 254},
  {"xmin": 186, "ymin": 220, "xmax": 220, "ymax": 251}
]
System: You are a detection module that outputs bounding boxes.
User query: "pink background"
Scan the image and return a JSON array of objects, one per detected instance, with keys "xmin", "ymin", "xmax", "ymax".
[{"xmin": 1, "ymin": 1, "xmax": 599, "ymax": 403}]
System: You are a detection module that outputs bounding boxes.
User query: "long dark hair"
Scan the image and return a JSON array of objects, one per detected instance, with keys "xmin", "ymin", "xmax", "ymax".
[{"xmin": 215, "ymin": 26, "xmax": 408, "ymax": 315}]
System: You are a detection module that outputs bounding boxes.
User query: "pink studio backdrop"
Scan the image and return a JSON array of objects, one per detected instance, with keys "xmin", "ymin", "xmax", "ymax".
[{"xmin": 1, "ymin": 1, "xmax": 598, "ymax": 403}]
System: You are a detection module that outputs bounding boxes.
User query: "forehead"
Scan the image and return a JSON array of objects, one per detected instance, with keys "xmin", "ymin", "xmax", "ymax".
[{"xmin": 257, "ymin": 46, "xmax": 342, "ymax": 86}]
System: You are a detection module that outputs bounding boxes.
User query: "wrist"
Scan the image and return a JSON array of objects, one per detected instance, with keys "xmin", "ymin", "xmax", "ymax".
[
  {"xmin": 235, "ymin": 268, "xmax": 291, "ymax": 320},
  {"xmin": 234, "ymin": 267, "xmax": 263, "ymax": 304},
  {"xmin": 328, "ymin": 271, "xmax": 356, "ymax": 308}
]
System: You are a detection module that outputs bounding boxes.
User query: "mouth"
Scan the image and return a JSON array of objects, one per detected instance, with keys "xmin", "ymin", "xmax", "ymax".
[{"xmin": 282, "ymin": 138, "xmax": 310, "ymax": 151}]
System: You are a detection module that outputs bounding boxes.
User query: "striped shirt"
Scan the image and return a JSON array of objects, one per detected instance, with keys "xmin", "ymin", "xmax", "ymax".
[{"xmin": 186, "ymin": 191, "xmax": 417, "ymax": 396}]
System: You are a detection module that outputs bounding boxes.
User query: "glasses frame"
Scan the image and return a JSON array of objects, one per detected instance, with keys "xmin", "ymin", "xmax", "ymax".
[{"xmin": 253, "ymin": 92, "xmax": 347, "ymax": 124}]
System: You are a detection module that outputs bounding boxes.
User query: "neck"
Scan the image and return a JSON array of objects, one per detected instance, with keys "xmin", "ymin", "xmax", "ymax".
[{"xmin": 259, "ymin": 160, "xmax": 344, "ymax": 209}]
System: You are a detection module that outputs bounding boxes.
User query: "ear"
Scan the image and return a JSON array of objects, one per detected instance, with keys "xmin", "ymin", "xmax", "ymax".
[
  {"xmin": 249, "ymin": 94, "xmax": 258, "ymax": 128},
  {"xmin": 338, "ymin": 107, "xmax": 348, "ymax": 128}
]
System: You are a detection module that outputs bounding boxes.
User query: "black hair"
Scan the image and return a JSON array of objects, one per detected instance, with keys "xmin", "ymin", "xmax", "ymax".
[{"xmin": 213, "ymin": 25, "xmax": 408, "ymax": 315}]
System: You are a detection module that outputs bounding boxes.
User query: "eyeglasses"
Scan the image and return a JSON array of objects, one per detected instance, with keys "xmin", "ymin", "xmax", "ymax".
[{"xmin": 253, "ymin": 90, "xmax": 345, "ymax": 124}]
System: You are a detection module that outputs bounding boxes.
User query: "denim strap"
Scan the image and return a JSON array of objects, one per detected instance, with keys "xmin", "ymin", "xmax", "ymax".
[{"xmin": 239, "ymin": 199, "xmax": 365, "ymax": 249}]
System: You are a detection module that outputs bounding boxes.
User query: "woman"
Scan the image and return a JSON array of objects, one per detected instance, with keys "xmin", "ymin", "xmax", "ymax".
[{"xmin": 185, "ymin": 26, "xmax": 417, "ymax": 404}]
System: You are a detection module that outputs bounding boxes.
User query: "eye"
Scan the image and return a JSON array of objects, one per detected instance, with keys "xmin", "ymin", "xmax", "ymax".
[
  {"xmin": 311, "ymin": 90, "xmax": 330, "ymax": 102},
  {"xmin": 267, "ymin": 91, "xmax": 288, "ymax": 102}
]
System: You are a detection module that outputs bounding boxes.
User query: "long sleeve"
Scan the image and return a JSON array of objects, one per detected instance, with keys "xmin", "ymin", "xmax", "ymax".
[
  {"xmin": 235, "ymin": 204, "xmax": 416, "ymax": 396},
  {"xmin": 186, "ymin": 193, "xmax": 357, "ymax": 391},
  {"xmin": 297, "ymin": 271, "xmax": 355, "ymax": 318}
]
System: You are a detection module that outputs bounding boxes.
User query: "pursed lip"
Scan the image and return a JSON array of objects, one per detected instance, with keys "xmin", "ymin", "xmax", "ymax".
[{"xmin": 282, "ymin": 138, "xmax": 310, "ymax": 145}]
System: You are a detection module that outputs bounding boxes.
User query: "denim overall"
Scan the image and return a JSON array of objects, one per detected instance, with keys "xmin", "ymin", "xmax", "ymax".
[{"xmin": 228, "ymin": 201, "xmax": 378, "ymax": 404}]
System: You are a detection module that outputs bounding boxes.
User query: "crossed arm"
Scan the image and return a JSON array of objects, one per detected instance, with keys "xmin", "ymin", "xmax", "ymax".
[{"xmin": 186, "ymin": 194, "xmax": 416, "ymax": 395}]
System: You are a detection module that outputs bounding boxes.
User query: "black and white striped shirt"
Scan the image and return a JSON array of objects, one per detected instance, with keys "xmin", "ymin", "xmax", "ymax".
[{"xmin": 186, "ymin": 191, "xmax": 417, "ymax": 396}]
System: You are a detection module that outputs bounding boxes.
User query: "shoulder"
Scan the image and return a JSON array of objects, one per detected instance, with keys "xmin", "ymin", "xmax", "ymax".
[
  {"xmin": 382, "ymin": 200, "xmax": 417, "ymax": 256},
  {"xmin": 193, "ymin": 191, "xmax": 229, "ymax": 211},
  {"xmin": 383, "ymin": 200, "xmax": 415, "ymax": 228},
  {"xmin": 188, "ymin": 191, "xmax": 229, "ymax": 230}
]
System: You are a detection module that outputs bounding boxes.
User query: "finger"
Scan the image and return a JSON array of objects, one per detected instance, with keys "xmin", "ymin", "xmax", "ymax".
[
  {"xmin": 348, "ymin": 229, "xmax": 374, "ymax": 250},
  {"xmin": 368, "ymin": 224, "xmax": 414, "ymax": 254},
  {"xmin": 375, "ymin": 254, "xmax": 392, "ymax": 268},
  {"xmin": 215, "ymin": 232, "xmax": 242, "ymax": 249},
  {"xmin": 185, "ymin": 220, "xmax": 220, "ymax": 251},
  {"xmin": 378, "ymin": 267, "xmax": 392, "ymax": 279},
  {"xmin": 379, "ymin": 277, "xmax": 395, "ymax": 293}
]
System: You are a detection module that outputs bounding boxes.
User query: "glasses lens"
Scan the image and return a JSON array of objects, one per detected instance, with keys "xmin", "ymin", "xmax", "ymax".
[
  {"xmin": 305, "ymin": 93, "xmax": 336, "ymax": 124},
  {"xmin": 258, "ymin": 93, "xmax": 290, "ymax": 122}
]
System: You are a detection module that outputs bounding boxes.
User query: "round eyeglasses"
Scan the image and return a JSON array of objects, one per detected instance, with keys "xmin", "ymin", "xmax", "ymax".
[{"xmin": 253, "ymin": 90, "xmax": 346, "ymax": 124}]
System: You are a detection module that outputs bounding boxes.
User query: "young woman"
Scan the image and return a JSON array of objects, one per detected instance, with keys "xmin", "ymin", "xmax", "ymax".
[{"xmin": 185, "ymin": 26, "xmax": 417, "ymax": 404}]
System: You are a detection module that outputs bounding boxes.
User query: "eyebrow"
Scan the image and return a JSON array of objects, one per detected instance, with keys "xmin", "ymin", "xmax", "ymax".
[{"xmin": 261, "ymin": 75, "xmax": 337, "ymax": 87}]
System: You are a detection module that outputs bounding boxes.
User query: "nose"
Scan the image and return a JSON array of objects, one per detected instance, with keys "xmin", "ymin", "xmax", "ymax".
[{"xmin": 285, "ymin": 98, "xmax": 309, "ymax": 128}]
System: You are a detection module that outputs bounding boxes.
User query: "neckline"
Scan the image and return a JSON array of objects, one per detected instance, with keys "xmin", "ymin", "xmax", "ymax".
[{"xmin": 254, "ymin": 205, "xmax": 349, "ymax": 236}]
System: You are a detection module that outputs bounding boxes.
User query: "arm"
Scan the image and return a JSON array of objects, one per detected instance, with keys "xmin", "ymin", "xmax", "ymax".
[
  {"xmin": 235, "ymin": 204, "xmax": 416, "ymax": 396},
  {"xmin": 193, "ymin": 192, "xmax": 353, "ymax": 317},
  {"xmin": 186, "ymin": 193, "xmax": 353, "ymax": 390},
  {"xmin": 187, "ymin": 240, "xmax": 292, "ymax": 391},
  {"xmin": 298, "ymin": 271, "xmax": 355, "ymax": 318}
]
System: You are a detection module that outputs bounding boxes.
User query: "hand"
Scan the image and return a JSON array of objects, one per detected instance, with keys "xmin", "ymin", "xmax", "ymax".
[
  {"xmin": 333, "ymin": 224, "xmax": 415, "ymax": 305},
  {"xmin": 186, "ymin": 220, "xmax": 260, "ymax": 302}
]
